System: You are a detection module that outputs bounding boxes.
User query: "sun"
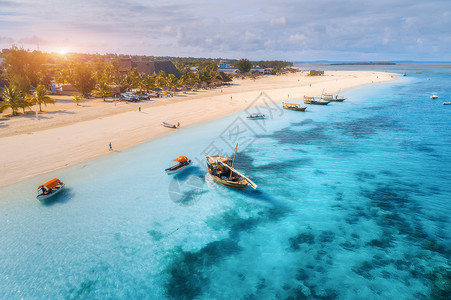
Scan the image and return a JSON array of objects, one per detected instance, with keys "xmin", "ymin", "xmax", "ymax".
[{"xmin": 58, "ymin": 49, "xmax": 67, "ymax": 55}]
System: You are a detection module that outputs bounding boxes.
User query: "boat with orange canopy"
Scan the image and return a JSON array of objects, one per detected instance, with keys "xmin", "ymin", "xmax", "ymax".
[
  {"xmin": 283, "ymin": 102, "xmax": 307, "ymax": 111},
  {"xmin": 36, "ymin": 178, "xmax": 65, "ymax": 201},
  {"xmin": 165, "ymin": 156, "xmax": 192, "ymax": 175}
]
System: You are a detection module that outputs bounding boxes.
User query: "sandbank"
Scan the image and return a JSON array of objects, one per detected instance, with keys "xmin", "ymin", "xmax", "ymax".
[{"xmin": 0, "ymin": 71, "xmax": 395, "ymax": 187}]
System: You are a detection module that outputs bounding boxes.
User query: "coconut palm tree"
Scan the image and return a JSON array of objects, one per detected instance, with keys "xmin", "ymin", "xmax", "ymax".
[
  {"xmin": 166, "ymin": 74, "xmax": 177, "ymax": 89},
  {"xmin": 0, "ymin": 85, "xmax": 27, "ymax": 116},
  {"xmin": 92, "ymin": 81, "xmax": 113, "ymax": 101},
  {"xmin": 26, "ymin": 84, "xmax": 55, "ymax": 112}
]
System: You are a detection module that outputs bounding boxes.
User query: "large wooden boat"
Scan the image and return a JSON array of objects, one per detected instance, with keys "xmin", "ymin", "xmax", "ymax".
[
  {"xmin": 322, "ymin": 93, "xmax": 346, "ymax": 102},
  {"xmin": 283, "ymin": 102, "xmax": 307, "ymax": 111},
  {"xmin": 205, "ymin": 145, "xmax": 257, "ymax": 190},
  {"xmin": 165, "ymin": 156, "xmax": 192, "ymax": 175},
  {"xmin": 37, "ymin": 178, "xmax": 65, "ymax": 201},
  {"xmin": 304, "ymin": 96, "xmax": 330, "ymax": 105}
]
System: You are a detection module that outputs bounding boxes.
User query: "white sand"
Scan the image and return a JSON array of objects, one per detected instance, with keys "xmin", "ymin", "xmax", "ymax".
[{"xmin": 0, "ymin": 71, "xmax": 395, "ymax": 187}]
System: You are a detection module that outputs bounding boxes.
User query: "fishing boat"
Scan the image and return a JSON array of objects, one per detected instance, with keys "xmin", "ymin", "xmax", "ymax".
[
  {"xmin": 161, "ymin": 122, "xmax": 178, "ymax": 129},
  {"xmin": 205, "ymin": 145, "xmax": 257, "ymax": 190},
  {"xmin": 443, "ymin": 102, "xmax": 451, "ymax": 105},
  {"xmin": 165, "ymin": 156, "xmax": 192, "ymax": 175},
  {"xmin": 304, "ymin": 96, "xmax": 330, "ymax": 105},
  {"xmin": 283, "ymin": 102, "xmax": 307, "ymax": 111},
  {"xmin": 36, "ymin": 178, "xmax": 65, "ymax": 201},
  {"xmin": 322, "ymin": 91, "xmax": 346, "ymax": 102},
  {"xmin": 431, "ymin": 93, "xmax": 438, "ymax": 99},
  {"xmin": 247, "ymin": 113, "xmax": 266, "ymax": 119}
]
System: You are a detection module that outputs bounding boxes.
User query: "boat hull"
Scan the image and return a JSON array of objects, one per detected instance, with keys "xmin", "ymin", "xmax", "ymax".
[
  {"xmin": 283, "ymin": 107, "xmax": 307, "ymax": 111},
  {"xmin": 36, "ymin": 184, "xmax": 65, "ymax": 201},
  {"xmin": 161, "ymin": 122, "xmax": 177, "ymax": 128},
  {"xmin": 304, "ymin": 100, "xmax": 330, "ymax": 105},
  {"xmin": 165, "ymin": 161, "xmax": 192, "ymax": 175},
  {"xmin": 209, "ymin": 174, "xmax": 249, "ymax": 190}
]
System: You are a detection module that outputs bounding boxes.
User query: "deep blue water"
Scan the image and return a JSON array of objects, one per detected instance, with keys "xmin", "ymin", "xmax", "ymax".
[{"xmin": 0, "ymin": 65, "xmax": 450, "ymax": 299}]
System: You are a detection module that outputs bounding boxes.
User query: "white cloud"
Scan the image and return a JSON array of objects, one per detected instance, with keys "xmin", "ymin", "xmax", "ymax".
[
  {"xmin": 270, "ymin": 17, "xmax": 286, "ymax": 27},
  {"xmin": 289, "ymin": 33, "xmax": 307, "ymax": 43}
]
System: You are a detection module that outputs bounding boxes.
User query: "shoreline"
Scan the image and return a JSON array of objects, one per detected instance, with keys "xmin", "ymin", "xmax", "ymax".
[{"xmin": 0, "ymin": 71, "xmax": 395, "ymax": 187}]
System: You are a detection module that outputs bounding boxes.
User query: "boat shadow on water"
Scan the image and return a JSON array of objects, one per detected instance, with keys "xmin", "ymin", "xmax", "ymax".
[{"xmin": 40, "ymin": 188, "xmax": 75, "ymax": 206}]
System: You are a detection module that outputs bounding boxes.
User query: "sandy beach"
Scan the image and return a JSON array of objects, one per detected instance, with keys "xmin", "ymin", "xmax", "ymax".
[{"xmin": 0, "ymin": 71, "xmax": 395, "ymax": 187}]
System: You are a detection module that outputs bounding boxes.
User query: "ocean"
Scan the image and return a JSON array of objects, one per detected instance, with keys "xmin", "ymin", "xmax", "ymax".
[{"xmin": 0, "ymin": 64, "xmax": 450, "ymax": 299}]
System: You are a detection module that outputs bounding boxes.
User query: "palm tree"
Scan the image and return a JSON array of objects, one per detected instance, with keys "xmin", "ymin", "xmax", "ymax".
[
  {"xmin": 0, "ymin": 85, "xmax": 26, "ymax": 116},
  {"xmin": 73, "ymin": 94, "xmax": 82, "ymax": 106},
  {"xmin": 92, "ymin": 81, "xmax": 113, "ymax": 101},
  {"xmin": 26, "ymin": 84, "xmax": 55, "ymax": 112},
  {"xmin": 156, "ymin": 70, "xmax": 167, "ymax": 89},
  {"xmin": 142, "ymin": 75, "xmax": 156, "ymax": 92}
]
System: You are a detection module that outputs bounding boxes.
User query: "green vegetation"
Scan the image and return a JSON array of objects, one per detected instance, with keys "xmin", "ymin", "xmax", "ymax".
[
  {"xmin": 0, "ymin": 46, "xmax": 295, "ymax": 117},
  {"xmin": 73, "ymin": 94, "xmax": 83, "ymax": 106},
  {"xmin": 26, "ymin": 84, "xmax": 55, "ymax": 111},
  {"xmin": 0, "ymin": 85, "xmax": 29, "ymax": 116},
  {"xmin": 234, "ymin": 59, "xmax": 252, "ymax": 73}
]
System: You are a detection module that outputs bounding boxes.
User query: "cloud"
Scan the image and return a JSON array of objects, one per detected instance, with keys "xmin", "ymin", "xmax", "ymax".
[
  {"xmin": 270, "ymin": 17, "xmax": 286, "ymax": 27},
  {"xmin": 0, "ymin": 0, "xmax": 450, "ymax": 60}
]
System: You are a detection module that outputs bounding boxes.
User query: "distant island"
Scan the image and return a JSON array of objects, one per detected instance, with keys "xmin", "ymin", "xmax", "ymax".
[{"xmin": 330, "ymin": 62, "xmax": 396, "ymax": 65}]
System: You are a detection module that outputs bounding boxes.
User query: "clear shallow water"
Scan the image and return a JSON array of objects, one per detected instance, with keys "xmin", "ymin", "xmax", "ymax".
[{"xmin": 1, "ymin": 66, "xmax": 450, "ymax": 299}]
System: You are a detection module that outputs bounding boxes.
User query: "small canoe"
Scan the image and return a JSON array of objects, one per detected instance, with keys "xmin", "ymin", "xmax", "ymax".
[
  {"xmin": 431, "ymin": 94, "xmax": 438, "ymax": 99},
  {"xmin": 165, "ymin": 156, "xmax": 192, "ymax": 175},
  {"xmin": 247, "ymin": 113, "xmax": 266, "ymax": 119},
  {"xmin": 161, "ymin": 122, "xmax": 177, "ymax": 129},
  {"xmin": 37, "ymin": 178, "xmax": 65, "ymax": 201},
  {"xmin": 443, "ymin": 102, "xmax": 451, "ymax": 105}
]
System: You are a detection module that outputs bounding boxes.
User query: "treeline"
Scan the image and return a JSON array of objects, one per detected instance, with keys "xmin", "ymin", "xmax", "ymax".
[{"xmin": 0, "ymin": 47, "xmax": 228, "ymax": 116}]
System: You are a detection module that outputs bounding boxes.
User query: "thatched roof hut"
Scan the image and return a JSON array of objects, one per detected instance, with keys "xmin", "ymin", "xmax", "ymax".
[
  {"xmin": 213, "ymin": 71, "xmax": 233, "ymax": 83},
  {"xmin": 118, "ymin": 58, "xmax": 181, "ymax": 78}
]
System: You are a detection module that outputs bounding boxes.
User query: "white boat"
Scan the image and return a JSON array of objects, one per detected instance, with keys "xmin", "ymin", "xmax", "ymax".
[
  {"xmin": 443, "ymin": 102, "xmax": 451, "ymax": 105},
  {"xmin": 161, "ymin": 122, "xmax": 178, "ymax": 129},
  {"xmin": 246, "ymin": 113, "xmax": 266, "ymax": 120},
  {"xmin": 165, "ymin": 156, "xmax": 192, "ymax": 174},
  {"xmin": 36, "ymin": 178, "xmax": 65, "ymax": 201},
  {"xmin": 431, "ymin": 93, "xmax": 438, "ymax": 99}
]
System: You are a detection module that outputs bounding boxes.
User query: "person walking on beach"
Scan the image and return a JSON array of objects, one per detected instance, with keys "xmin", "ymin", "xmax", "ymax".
[
  {"xmin": 177, "ymin": 122, "xmax": 180, "ymax": 128},
  {"xmin": 139, "ymin": 107, "xmax": 141, "ymax": 112},
  {"xmin": 109, "ymin": 142, "xmax": 113, "ymax": 151}
]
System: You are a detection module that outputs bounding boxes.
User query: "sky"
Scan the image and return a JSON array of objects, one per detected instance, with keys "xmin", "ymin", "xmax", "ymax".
[{"xmin": 1, "ymin": 0, "xmax": 451, "ymax": 61}]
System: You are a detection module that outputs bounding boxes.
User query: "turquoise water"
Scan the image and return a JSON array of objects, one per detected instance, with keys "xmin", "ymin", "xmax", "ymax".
[{"xmin": 1, "ymin": 66, "xmax": 450, "ymax": 299}]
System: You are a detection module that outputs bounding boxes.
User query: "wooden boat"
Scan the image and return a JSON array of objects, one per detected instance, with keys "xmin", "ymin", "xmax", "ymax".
[
  {"xmin": 431, "ymin": 93, "xmax": 438, "ymax": 99},
  {"xmin": 304, "ymin": 96, "xmax": 330, "ymax": 105},
  {"xmin": 443, "ymin": 102, "xmax": 451, "ymax": 105},
  {"xmin": 165, "ymin": 156, "xmax": 192, "ymax": 175},
  {"xmin": 247, "ymin": 113, "xmax": 266, "ymax": 119},
  {"xmin": 205, "ymin": 145, "xmax": 257, "ymax": 190},
  {"xmin": 161, "ymin": 121, "xmax": 178, "ymax": 129},
  {"xmin": 322, "ymin": 93, "xmax": 346, "ymax": 102},
  {"xmin": 282, "ymin": 102, "xmax": 307, "ymax": 111},
  {"xmin": 37, "ymin": 178, "xmax": 65, "ymax": 201}
]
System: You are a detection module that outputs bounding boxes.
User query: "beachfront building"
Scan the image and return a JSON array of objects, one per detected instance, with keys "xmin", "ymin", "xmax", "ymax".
[
  {"xmin": 218, "ymin": 60, "xmax": 232, "ymax": 69},
  {"xmin": 118, "ymin": 58, "xmax": 181, "ymax": 78}
]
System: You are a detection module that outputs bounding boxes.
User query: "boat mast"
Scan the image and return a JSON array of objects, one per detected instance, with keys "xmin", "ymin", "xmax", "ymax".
[
  {"xmin": 231, "ymin": 144, "xmax": 238, "ymax": 168},
  {"xmin": 229, "ymin": 144, "xmax": 238, "ymax": 180}
]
